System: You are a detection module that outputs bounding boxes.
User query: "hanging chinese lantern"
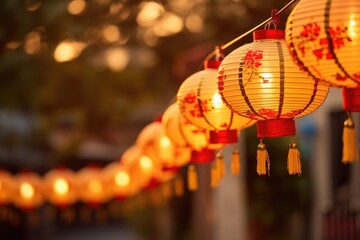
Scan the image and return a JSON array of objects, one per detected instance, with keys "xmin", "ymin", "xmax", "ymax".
[
  {"xmin": 121, "ymin": 145, "xmax": 161, "ymax": 191},
  {"xmin": 285, "ymin": 0, "xmax": 360, "ymax": 163},
  {"xmin": 103, "ymin": 162, "xmax": 132, "ymax": 201},
  {"xmin": 43, "ymin": 168, "xmax": 78, "ymax": 208},
  {"xmin": 13, "ymin": 172, "xmax": 44, "ymax": 211},
  {"xmin": 0, "ymin": 169, "xmax": 14, "ymax": 206},
  {"xmin": 177, "ymin": 50, "xmax": 256, "ymax": 179},
  {"xmin": 162, "ymin": 102, "xmax": 222, "ymax": 190},
  {"xmin": 77, "ymin": 166, "xmax": 110, "ymax": 207},
  {"xmin": 218, "ymin": 27, "xmax": 329, "ymax": 175}
]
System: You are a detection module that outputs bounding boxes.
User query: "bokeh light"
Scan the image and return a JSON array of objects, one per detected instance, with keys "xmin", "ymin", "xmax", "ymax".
[
  {"xmin": 67, "ymin": 0, "xmax": 87, "ymax": 15},
  {"xmin": 54, "ymin": 40, "xmax": 86, "ymax": 62}
]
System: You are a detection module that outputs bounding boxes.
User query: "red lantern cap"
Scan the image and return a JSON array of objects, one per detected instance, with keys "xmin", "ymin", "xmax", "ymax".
[
  {"xmin": 190, "ymin": 149, "xmax": 215, "ymax": 163},
  {"xmin": 204, "ymin": 60, "xmax": 222, "ymax": 69},
  {"xmin": 343, "ymin": 87, "xmax": 360, "ymax": 112},
  {"xmin": 209, "ymin": 129, "xmax": 238, "ymax": 144},
  {"xmin": 253, "ymin": 29, "xmax": 285, "ymax": 40},
  {"xmin": 257, "ymin": 119, "xmax": 296, "ymax": 138}
]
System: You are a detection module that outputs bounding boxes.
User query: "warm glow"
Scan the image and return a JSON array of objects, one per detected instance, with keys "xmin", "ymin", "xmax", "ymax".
[
  {"xmin": 105, "ymin": 47, "xmax": 129, "ymax": 71},
  {"xmin": 260, "ymin": 73, "xmax": 272, "ymax": 84},
  {"xmin": 0, "ymin": 181, "xmax": 2, "ymax": 191},
  {"xmin": 140, "ymin": 155, "xmax": 153, "ymax": 170},
  {"xmin": 185, "ymin": 14, "xmax": 203, "ymax": 33},
  {"xmin": 26, "ymin": 1, "xmax": 41, "ymax": 12},
  {"xmin": 6, "ymin": 41, "xmax": 21, "ymax": 49},
  {"xmin": 153, "ymin": 12, "xmax": 183, "ymax": 37},
  {"xmin": 54, "ymin": 179, "xmax": 69, "ymax": 196},
  {"xmin": 114, "ymin": 171, "xmax": 130, "ymax": 187},
  {"xmin": 54, "ymin": 40, "xmax": 86, "ymax": 62},
  {"xmin": 349, "ymin": 17, "xmax": 357, "ymax": 38},
  {"xmin": 102, "ymin": 25, "xmax": 120, "ymax": 43},
  {"xmin": 137, "ymin": 1, "xmax": 165, "ymax": 27},
  {"xmin": 160, "ymin": 136, "xmax": 171, "ymax": 148},
  {"xmin": 68, "ymin": 0, "xmax": 86, "ymax": 15},
  {"xmin": 25, "ymin": 31, "xmax": 41, "ymax": 55},
  {"xmin": 88, "ymin": 180, "xmax": 102, "ymax": 194},
  {"xmin": 211, "ymin": 93, "xmax": 223, "ymax": 109},
  {"xmin": 20, "ymin": 182, "xmax": 34, "ymax": 199}
]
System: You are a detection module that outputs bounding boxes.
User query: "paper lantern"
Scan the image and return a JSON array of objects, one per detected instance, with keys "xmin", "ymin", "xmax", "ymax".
[
  {"xmin": 103, "ymin": 162, "xmax": 132, "ymax": 200},
  {"xmin": 13, "ymin": 172, "xmax": 44, "ymax": 211},
  {"xmin": 218, "ymin": 29, "xmax": 329, "ymax": 175},
  {"xmin": 0, "ymin": 169, "xmax": 14, "ymax": 205},
  {"xmin": 78, "ymin": 166, "xmax": 110, "ymax": 207},
  {"xmin": 121, "ymin": 145, "xmax": 161, "ymax": 191},
  {"xmin": 177, "ymin": 58, "xmax": 255, "ymax": 144},
  {"xmin": 43, "ymin": 168, "xmax": 78, "ymax": 207},
  {"xmin": 286, "ymin": 0, "xmax": 360, "ymax": 162}
]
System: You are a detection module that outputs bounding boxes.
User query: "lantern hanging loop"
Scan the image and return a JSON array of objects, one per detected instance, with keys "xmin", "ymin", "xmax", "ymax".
[{"xmin": 204, "ymin": 0, "xmax": 299, "ymax": 61}]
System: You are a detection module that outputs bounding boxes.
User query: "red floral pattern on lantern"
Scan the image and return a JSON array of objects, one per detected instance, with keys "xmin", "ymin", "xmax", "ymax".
[
  {"xmin": 182, "ymin": 92, "xmax": 214, "ymax": 118},
  {"xmin": 218, "ymin": 68, "xmax": 225, "ymax": 91},
  {"xmin": 296, "ymin": 23, "xmax": 351, "ymax": 61},
  {"xmin": 242, "ymin": 50, "xmax": 263, "ymax": 86},
  {"xmin": 246, "ymin": 108, "xmax": 303, "ymax": 119},
  {"xmin": 353, "ymin": 72, "xmax": 360, "ymax": 81}
]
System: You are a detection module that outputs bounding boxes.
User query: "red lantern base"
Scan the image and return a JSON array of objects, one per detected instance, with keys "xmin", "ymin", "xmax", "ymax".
[
  {"xmin": 343, "ymin": 87, "xmax": 360, "ymax": 112},
  {"xmin": 209, "ymin": 129, "xmax": 238, "ymax": 144},
  {"xmin": 257, "ymin": 119, "xmax": 296, "ymax": 138},
  {"xmin": 190, "ymin": 149, "xmax": 215, "ymax": 163}
]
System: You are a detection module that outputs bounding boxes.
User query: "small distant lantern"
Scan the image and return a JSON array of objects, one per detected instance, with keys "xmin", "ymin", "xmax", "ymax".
[
  {"xmin": 78, "ymin": 166, "xmax": 109, "ymax": 207},
  {"xmin": 103, "ymin": 162, "xmax": 132, "ymax": 201},
  {"xmin": 43, "ymin": 168, "xmax": 78, "ymax": 207},
  {"xmin": 285, "ymin": 0, "xmax": 360, "ymax": 163},
  {"xmin": 13, "ymin": 172, "xmax": 44, "ymax": 211},
  {"xmin": 218, "ymin": 27, "xmax": 329, "ymax": 175},
  {"xmin": 0, "ymin": 169, "xmax": 15, "ymax": 206}
]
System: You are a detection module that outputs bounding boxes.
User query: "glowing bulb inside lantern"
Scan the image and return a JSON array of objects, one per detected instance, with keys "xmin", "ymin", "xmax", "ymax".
[
  {"xmin": 20, "ymin": 182, "xmax": 34, "ymax": 199},
  {"xmin": 160, "ymin": 136, "xmax": 171, "ymax": 148},
  {"xmin": 54, "ymin": 179, "xmax": 69, "ymax": 196},
  {"xmin": 349, "ymin": 18, "xmax": 357, "ymax": 38},
  {"xmin": 212, "ymin": 93, "xmax": 223, "ymax": 109},
  {"xmin": 140, "ymin": 155, "xmax": 153, "ymax": 171},
  {"xmin": 260, "ymin": 73, "xmax": 272, "ymax": 85},
  {"xmin": 114, "ymin": 171, "xmax": 130, "ymax": 187},
  {"xmin": 88, "ymin": 180, "xmax": 102, "ymax": 194}
]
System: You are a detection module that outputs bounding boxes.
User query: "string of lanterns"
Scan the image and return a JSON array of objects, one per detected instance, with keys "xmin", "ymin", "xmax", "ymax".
[{"xmin": 0, "ymin": 0, "xmax": 359, "ymax": 212}]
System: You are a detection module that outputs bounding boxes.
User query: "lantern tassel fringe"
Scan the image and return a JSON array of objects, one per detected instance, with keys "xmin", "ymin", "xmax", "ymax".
[
  {"xmin": 174, "ymin": 177, "xmax": 184, "ymax": 197},
  {"xmin": 216, "ymin": 151, "xmax": 226, "ymax": 179},
  {"xmin": 342, "ymin": 113, "xmax": 356, "ymax": 163},
  {"xmin": 210, "ymin": 164, "xmax": 219, "ymax": 188},
  {"xmin": 287, "ymin": 140, "xmax": 302, "ymax": 175},
  {"xmin": 231, "ymin": 149, "xmax": 241, "ymax": 175},
  {"xmin": 257, "ymin": 139, "xmax": 270, "ymax": 175},
  {"xmin": 187, "ymin": 165, "xmax": 198, "ymax": 191}
]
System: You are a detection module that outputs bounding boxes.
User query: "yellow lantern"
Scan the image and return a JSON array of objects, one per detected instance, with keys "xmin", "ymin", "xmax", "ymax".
[
  {"xmin": 218, "ymin": 29, "xmax": 329, "ymax": 175},
  {"xmin": 103, "ymin": 162, "xmax": 132, "ymax": 200},
  {"xmin": 0, "ymin": 169, "xmax": 14, "ymax": 205},
  {"xmin": 285, "ymin": 0, "xmax": 360, "ymax": 163},
  {"xmin": 13, "ymin": 172, "xmax": 44, "ymax": 211},
  {"xmin": 177, "ymin": 57, "xmax": 255, "ymax": 144},
  {"xmin": 78, "ymin": 166, "xmax": 110, "ymax": 207},
  {"xmin": 43, "ymin": 168, "xmax": 78, "ymax": 207}
]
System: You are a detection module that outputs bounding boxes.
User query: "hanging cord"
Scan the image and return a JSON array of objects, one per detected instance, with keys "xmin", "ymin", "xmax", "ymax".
[{"xmin": 204, "ymin": 0, "xmax": 299, "ymax": 61}]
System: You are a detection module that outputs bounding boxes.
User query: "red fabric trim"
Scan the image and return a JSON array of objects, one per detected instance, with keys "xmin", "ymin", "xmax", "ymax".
[
  {"xmin": 257, "ymin": 119, "xmax": 296, "ymax": 138},
  {"xmin": 209, "ymin": 129, "xmax": 238, "ymax": 144},
  {"xmin": 190, "ymin": 149, "xmax": 215, "ymax": 163},
  {"xmin": 204, "ymin": 60, "xmax": 222, "ymax": 69},
  {"xmin": 343, "ymin": 87, "xmax": 360, "ymax": 112},
  {"xmin": 253, "ymin": 30, "xmax": 285, "ymax": 40}
]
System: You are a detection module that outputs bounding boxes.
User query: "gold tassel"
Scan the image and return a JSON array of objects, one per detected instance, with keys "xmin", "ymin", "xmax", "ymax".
[
  {"xmin": 257, "ymin": 139, "xmax": 270, "ymax": 176},
  {"xmin": 216, "ymin": 151, "xmax": 226, "ymax": 179},
  {"xmin": 210, "ymin": 164, "xmax": 219, "ymax": 188},
  {"xmin": 174, "ymin": 177, "xmax": 184, "ymax": 197},
  {"xmin": 287, "ymin": 141, "xmax": 302, "ymax": 175},
  {"xmin": 187, "ymin": 165, "xmax": 198, "ymax": 191},
  {"xmin": 342, "ymin": 113, "xmax": 356, "ymax": 163},
  {"xmin": 231, "ymin": 149, "xmax": 241, "ymax": 175}
]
